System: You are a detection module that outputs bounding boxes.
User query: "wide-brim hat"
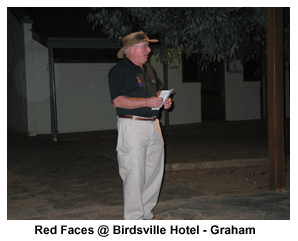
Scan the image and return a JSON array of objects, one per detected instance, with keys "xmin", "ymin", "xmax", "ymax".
[{"xmin": 117, "ymin": 31, "xmax": 158, "ymax": 59}]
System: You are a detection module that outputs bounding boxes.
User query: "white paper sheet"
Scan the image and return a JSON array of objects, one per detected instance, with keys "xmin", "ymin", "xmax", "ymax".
[{"xmin": 152, "ymin": 89, "xmax": 174, "ymax": 110}]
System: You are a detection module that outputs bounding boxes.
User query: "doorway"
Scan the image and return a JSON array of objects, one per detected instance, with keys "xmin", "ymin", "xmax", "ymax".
[
  {"xmin": 200, "ymin": 61, "xmax": 226, "ymax": 121},
  {"xmin": 182, "ymin": 54, "xmax": 226, "ymax": 122}
]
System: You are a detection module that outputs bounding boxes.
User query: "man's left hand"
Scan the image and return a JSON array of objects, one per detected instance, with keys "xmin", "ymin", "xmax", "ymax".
[{"xmin": 164, "ymin": 98, "xmax": 172, "ymax": 110}]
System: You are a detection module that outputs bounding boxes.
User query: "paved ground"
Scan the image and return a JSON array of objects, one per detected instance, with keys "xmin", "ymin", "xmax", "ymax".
[{"xmin": 7, "ymin": 120, "xmax": 290, "ymax": 220}]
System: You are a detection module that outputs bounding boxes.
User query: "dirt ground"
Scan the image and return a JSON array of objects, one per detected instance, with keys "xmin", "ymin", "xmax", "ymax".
[
  {"xmin": 159, "ymin": 120, "xmax": 290, "ymax": 196},
  {"xmin": 53, "ymin": 119, "xmax": 290, "ymax": 197},
  {"xmin": 8, "ymin": 120, "xmax": 290, "ymax": 197},
  {"xmin": 164, "ymin": 162, "xmax": 290, "ymax": 196},
  {"xmin": 7, "ymin": 161, "xmax": 290, "ymax": 196}
]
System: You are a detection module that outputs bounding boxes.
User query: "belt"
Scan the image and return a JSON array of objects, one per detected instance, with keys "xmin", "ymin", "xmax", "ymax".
[{"xmin": 118, "ymin": 115, "xmax": 157, "ymax": 121}]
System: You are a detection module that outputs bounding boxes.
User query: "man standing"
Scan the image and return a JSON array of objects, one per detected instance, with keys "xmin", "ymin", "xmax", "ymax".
[{"xmin": 108, "ymin": 31, "xmax": 172, "ymax": 220}]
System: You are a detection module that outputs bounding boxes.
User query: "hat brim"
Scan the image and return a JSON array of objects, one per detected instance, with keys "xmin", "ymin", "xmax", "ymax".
[{"xmin": 117, "ymin": 39, "xmax": 158, "ymax": 59}]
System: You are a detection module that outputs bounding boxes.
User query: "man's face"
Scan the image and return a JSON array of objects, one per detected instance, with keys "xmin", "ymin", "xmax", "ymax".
[{"xmin": 128, "ymin": 42, "xmax": 151, "ymax": 66}]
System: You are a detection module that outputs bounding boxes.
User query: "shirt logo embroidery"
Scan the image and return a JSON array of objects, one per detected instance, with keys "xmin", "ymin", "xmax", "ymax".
[
  {"xmin": 136, "ymin": 76, "xmax": 143, "ymax": 87},
  {"xmin": 151, "ymin": 79, "xmax": 156, "ymax": 83}
]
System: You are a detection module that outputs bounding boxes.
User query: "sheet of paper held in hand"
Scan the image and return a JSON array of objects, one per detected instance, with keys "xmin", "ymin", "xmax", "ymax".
[{"xmin": 151, "ymin": 89, "xmax": 174, "ymax": 110}]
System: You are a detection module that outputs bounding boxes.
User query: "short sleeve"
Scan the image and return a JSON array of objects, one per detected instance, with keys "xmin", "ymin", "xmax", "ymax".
[{"xmin": 108, "ymin": 67, "xmax": 128, "ymax": 102}]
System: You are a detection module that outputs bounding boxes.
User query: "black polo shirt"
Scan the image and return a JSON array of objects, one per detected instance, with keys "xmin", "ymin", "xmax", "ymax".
[{"xmin": 108, "ymin": 57, "xmax": 163, "ymax": 117}]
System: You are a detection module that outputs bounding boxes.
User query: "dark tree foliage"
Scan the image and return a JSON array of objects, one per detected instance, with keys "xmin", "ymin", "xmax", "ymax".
[{"xmin": 88, "ymin": 7, "xmax": 289, "ymax": 73}]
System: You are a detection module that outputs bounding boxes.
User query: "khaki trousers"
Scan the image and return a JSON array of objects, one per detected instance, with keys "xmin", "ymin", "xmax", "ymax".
[{"xmin": 116, "ymin": 117, "xmax": 164, "ymax": 220}]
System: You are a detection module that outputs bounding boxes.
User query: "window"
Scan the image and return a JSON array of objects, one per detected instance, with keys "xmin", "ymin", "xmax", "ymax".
[
  {"xmin": 243, "ymin": 59, "xmax": 261, "ymax": 81},
  {"xmin": 182, "ymin": 53, "xmax": 200, "ymax": 82},
  {"xmin": 53, "ymin": 48, "xmax": 120, "ymax": 63}
]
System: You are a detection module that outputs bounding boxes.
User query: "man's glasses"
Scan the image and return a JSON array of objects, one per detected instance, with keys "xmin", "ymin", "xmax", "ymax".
[{"xmin": 131, "ymin": 45, "xmax": 150, "ymax": 49}]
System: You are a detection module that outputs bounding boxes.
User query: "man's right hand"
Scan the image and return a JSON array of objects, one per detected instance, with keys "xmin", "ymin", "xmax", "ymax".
[{"xmin": 147, "ymin": 97, "xmax": 163, "ymax": 108}]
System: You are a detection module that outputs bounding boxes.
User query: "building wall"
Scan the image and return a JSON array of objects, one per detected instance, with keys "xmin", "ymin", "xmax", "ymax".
[
  {"xmin": 225, "ymin": 60, "xmax": 261, "ymax": 121},
  {"xmin": 8, "ymin": 12, "xmax": 290, "ymax": 135},
  {"xmin": 54, "ymin": 63, "xmax": 118, "ymax": 133},
  {"xmin": 52, "ymin": 56, "xmax": 203, "ymax": 133},
  {"xmin": 51, "ymin": 56, "xmax": 202, "ymax": 133},
  {"xmin": 32, "ymin": 40, "xmax": 52, "ymax": 135},
  {"xmin": 7, "ymin": 9, "xmax": 28, "ymax": 133},
  {"xmin": 26, "ymin": 52, "xmax": 261, "ymax": 135},
  {"xmin": 23, "ymin": 23, "xmax": 38, "ymax": 136},
  {"xmin": 16, "ymin": 28, "xmax": 280, "ymax": 135}
]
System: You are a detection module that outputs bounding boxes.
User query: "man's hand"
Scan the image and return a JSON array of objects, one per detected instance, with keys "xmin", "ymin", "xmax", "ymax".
[
  {"xmin": 113, "ymin": 95, "xmax": 169, "ymax": 109},
  {"xmin": 147, "ymin": 97, "xmax": 163, "ymax": 108},
  {"xmin": 164, "ymin": 98, "xmax": 172, "ymax": 110}
]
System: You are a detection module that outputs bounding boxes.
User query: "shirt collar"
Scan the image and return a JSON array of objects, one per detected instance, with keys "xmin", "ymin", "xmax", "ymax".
[{"xmin": 124, "ymin": 56, "xmax": 147, "ymax": 71}]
